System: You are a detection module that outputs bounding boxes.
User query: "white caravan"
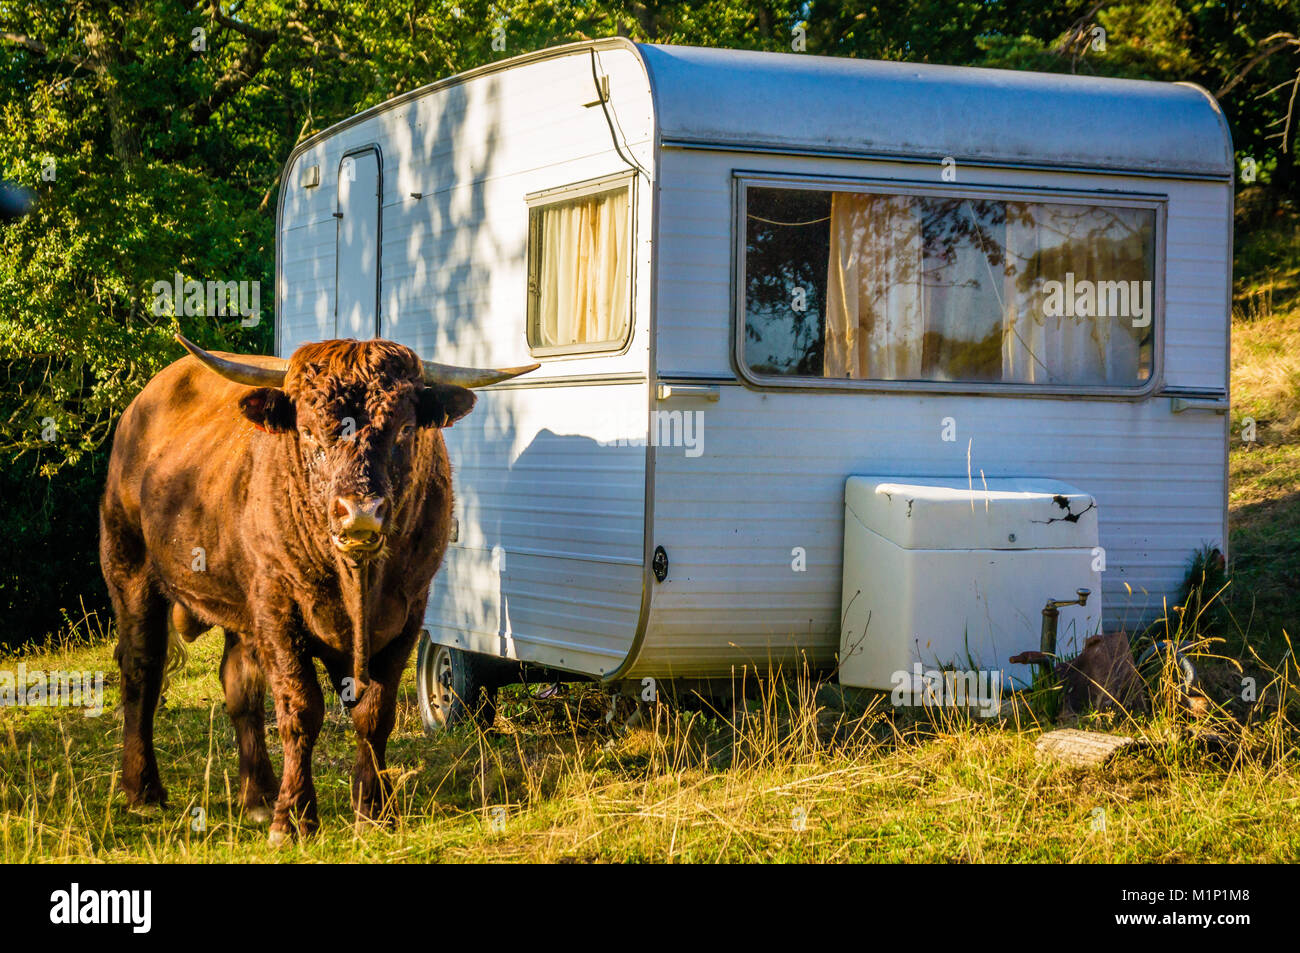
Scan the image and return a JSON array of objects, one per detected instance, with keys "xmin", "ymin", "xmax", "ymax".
[{"xmin": 274, "ymin": 39, "xmax": 1232, "ymax": 724}]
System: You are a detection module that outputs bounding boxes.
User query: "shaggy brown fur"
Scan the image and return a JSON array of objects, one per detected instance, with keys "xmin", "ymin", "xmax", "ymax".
[{"xmin": 100, "ymin": 339, "xmax": 474, "ymax": 839}]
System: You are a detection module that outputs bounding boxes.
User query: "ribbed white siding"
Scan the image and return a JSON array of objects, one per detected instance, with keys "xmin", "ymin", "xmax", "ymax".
[
  {"xmin": 276, "ymin": 45, "xmax": 656, "ymax": 677},
  {"xmin": 432, "ymin": 381, "xmax": 648, "ymax": 676},
  {"xmin": 631, "ymin": 148, "xmax": 1229, "ymax": 678}
]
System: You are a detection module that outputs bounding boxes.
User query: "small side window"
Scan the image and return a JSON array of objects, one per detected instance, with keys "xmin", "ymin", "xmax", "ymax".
[{"xmin": 527, "ymin": 179, "xmax": 632, "ymax": 355}]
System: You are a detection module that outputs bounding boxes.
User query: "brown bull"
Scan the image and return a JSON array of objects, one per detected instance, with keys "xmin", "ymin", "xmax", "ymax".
[{"xmin": 99, "ymin": 334, "xmax": 534, "ymax": 842}]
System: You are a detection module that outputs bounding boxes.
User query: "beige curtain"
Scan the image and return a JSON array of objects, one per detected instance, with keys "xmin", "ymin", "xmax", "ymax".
[
  {"xmin": 824, "ymin": 193, "xmax": 923, "ymax": 379},
  {"xmin": 822, "ymin": 194, "xmax": 1148, "ymax": 386},
  {"xmin": 535, "ymin": 189, "xmax": 630, "ymax": 348},
  {"xmin": 1002, "ymin": 203, "xmax": 1125, "ymax": 385}
]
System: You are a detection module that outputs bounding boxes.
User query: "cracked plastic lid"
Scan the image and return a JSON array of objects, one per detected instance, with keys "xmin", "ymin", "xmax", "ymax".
[{"xmin": 844, "ymin": 476, "xmax": 1099, "ymax": 551}]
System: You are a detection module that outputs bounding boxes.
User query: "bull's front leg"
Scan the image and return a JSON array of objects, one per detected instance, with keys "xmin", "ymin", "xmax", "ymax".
[
  {"xmin": 349, "ymin": 617, "xmax": 421, "ymax": 826},
  {"xmin": 260, "ymin": 621, "xmax": 326, "ymax": 845}
]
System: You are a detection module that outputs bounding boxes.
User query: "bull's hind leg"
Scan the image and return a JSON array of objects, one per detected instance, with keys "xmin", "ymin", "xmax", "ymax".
[
  {"xmin": 348, "ymin": 617, "xmax": 421, "ymax": 826},
  {"xmin": 220, "ymin": 630, "xmax": 278, "ymax": 822},
  {"xmin": 104, "ymin": 561, "xmax": 169, "ymax": 807}
]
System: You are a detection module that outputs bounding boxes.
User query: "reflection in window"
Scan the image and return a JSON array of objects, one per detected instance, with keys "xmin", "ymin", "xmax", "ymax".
[{"xmin": 744, "ymin": 186, "xmax": 1155, "ymax": 387}]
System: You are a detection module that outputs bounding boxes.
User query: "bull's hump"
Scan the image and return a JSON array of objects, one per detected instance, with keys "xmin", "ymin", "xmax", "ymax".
[
  {"xmin": 127, "ymin": 355, "xmax": 273, "ymax": 448},
  {"xmin": 168, "ymin": 352, "xmax": 277, "ymax": 398}
]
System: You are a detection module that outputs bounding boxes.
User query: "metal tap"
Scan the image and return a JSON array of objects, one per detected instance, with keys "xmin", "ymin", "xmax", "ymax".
[{"xmin": 1040, "ymin": 588, "xmax": 1090, "ymax": 658}]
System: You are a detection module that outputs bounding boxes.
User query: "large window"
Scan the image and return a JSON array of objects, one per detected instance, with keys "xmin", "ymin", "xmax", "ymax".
[
  {"xmin": 527, "ymin": 178, "xmax": 632, "ymax": 355},
  {"xmin": 740, "ymin": 182, "xmax": 1158, "ymax": 391}
]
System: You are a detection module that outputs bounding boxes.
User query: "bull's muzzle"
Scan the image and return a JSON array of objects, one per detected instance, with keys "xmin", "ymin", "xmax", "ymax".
[{"xmin": 331, "ymin": 495, "xmax": 388, "ymax": 558}]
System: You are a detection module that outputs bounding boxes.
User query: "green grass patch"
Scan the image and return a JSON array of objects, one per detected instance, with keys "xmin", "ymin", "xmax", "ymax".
[{"xmin": 1, "ymin": 628, "xmax": 1297, "ymax": 863}]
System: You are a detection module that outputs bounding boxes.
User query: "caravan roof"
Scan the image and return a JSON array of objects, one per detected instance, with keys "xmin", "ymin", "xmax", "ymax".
[{"xmin": 637, "ymin": 42, "xmax": 1232, "ymax": 178}]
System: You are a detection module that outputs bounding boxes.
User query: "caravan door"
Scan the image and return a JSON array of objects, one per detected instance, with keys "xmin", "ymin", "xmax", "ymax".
[{"xmin": 335, "ymin": 148, "xmax": 382, "ymax": 337}]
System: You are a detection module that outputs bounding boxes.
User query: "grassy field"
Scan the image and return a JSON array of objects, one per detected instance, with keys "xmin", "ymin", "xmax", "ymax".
[
  {"xmin": 1228, "ymin": 306, "xmax": 1300, "ymax": 658},
  {"xmin": 1225, "ymin": 204, "xmax": 1300, "ymax": 663},
  {"xmin": 1, "ymin": 626, "xmax": 1297, "ymax": 863},
  {"xmin": 2, "ymin": 220, "xmax": 1299, "ymax": 863}
]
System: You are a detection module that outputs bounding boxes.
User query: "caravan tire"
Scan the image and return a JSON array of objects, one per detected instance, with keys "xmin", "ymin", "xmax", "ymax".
[{"xmin": 416, "ymin": 635, "xmax": 498, "ymax": 734}]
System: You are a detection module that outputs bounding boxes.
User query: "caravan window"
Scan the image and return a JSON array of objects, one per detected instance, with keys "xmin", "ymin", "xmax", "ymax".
[
  {"xmin": 740, "ymin": 182, "xmax": 1158, "ymax": 392},
  {"xmin": 527, "ymin": 178, "xmax": 632, "ymax": 355}
]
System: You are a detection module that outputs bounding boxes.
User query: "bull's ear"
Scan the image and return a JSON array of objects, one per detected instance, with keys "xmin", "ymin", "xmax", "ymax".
[
  {"xmin": 239, "ymin": 387, "xmax": 296, "ymax": 433},
  {"xmin": 417, "ymin": 384, "xmax": 476, "ymax": 429}
]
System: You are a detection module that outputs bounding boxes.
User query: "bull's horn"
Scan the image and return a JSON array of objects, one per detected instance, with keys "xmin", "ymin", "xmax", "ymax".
[
  {"xmin": 421, "ymin": 359, "xmax": 540, "ymax": 389},
  {"xmin": 175, "ymin": 333, "xmax": 288, "ymax": 388}
]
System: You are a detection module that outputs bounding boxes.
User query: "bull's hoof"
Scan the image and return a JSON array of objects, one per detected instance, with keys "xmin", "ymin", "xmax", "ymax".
[
  {"xmin": 352, "ymin": 794, "xmax": 396, "ymax": 824},
  {"xmin": 351, "ymin": 774, "xmax": 395, "ymax": 828},
  {"xmin": 353, "ymin": 808, "xmax": 398, "ymax": 833},
  {"xmin": 124, "ymin": 786, "xmax": 168, "ymax": 812},
  {"xmin": 245, "ymin": 805, "xmax": 273, "ymax": 825},
  {"xmin": 268, "ymin": 814, "xmax": 317, "ymax": 844},
  {"xmin": 126, "ymin": 800, "xmax": 166, "ymax": 817},
  {"xmin": 124, "ymin": 774, "xmax": 169, "ymax": 806}
]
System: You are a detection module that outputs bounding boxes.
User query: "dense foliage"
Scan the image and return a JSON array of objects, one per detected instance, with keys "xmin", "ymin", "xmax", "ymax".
[{"xmin": 1, "ymin": 0, "xmax": 1297, "ymax": 643}]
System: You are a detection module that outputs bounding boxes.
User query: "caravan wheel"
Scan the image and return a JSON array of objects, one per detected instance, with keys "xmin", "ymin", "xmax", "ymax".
[{"xmin": 416, "ymin": 634, "xmax": 498, "ymax": 733}]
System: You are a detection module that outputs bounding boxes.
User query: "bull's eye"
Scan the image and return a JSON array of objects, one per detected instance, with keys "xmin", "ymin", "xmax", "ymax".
[
  {"xmin": 398, "ymin": 424, "xmax": 415, "ymax": 441},
  {"xmin": 300, "ymin": 428, "xmax": 326, "ymax": 468}
]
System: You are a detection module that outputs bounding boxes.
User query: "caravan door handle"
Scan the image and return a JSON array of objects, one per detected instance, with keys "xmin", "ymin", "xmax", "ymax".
[
  {"xmin": 1169, "ymin": 396, "xmax": 1229, "ymax": 414},
  {"xmin": 656, "ymin": 383, "xmax": 720, "ymax": 402}
]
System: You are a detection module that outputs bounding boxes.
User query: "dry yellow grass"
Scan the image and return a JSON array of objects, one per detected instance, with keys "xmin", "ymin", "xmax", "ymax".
[
  {"xmin": 1227, "ymin": 292, "xmax": 1300, "ymax": 650},
  {"xmin": 1232, "ymin": 303, "xmax": 1300, "ymax": 442},
  {"xmin": 1, "ymin": 622, "xmax": 1296, "ymax": 863}
]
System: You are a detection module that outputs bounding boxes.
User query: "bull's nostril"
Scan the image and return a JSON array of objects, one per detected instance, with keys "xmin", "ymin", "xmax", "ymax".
[
  {"xmin": 333, "ymin": 495, "xmax": 387, "ymax": 544},
  {"xmin": 352, "ymin": 495, "xmax": 386, "ymax": 527}
]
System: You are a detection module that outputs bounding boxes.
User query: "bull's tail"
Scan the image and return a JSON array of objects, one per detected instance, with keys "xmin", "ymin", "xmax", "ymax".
[{"xmin": 161, "ymin": 604, "xmax": 197, "ymax": 700}]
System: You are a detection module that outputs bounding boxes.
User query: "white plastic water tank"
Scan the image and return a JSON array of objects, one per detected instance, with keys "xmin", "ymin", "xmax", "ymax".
[{"xmin": 839, "ymin": 476, "xmax": 1103, "ymax": 694}]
